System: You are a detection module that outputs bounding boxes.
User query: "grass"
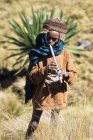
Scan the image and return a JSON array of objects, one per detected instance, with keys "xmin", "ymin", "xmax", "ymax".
[
  {"xmin": 0, "ymin": 102, "xmax": 93, "ymax": 140},
  {"xmin": 0, "ymin": 0, "xmax": 93, "ymax": 140},
  {"xmin": 0, "ymin": 91, "xmax": 24, "ymax": 121},
  {"xmin": 39, "ymin": 105, "xmax": 93, "ymax": 140},
  {"xmin": 0, "ymin": 88, "xmax": 93, "ymax": 140}
]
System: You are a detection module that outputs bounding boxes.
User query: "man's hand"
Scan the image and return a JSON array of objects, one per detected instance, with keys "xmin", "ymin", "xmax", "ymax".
[
  {"xmin": 62, "ymin": 70, "xmax": 69, "ymax": 81},
  {"xmin": 47, "ymin": 61, "xmax": 59, "ymax": 75},
  {"xmin": 47, "ymin": 61, "xmax": 69, "ymax": 82}
]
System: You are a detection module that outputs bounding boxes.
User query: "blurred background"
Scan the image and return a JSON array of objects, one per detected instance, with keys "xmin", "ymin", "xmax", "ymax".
[{"xmin": 0, "ymin": 0, "xmax": 93, "ymax": 140}]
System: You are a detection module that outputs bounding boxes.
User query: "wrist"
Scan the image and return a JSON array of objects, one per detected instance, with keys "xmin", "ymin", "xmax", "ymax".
[{"xmin": 63, "ymin": 72, "xmax": 69, "ymax": 81}]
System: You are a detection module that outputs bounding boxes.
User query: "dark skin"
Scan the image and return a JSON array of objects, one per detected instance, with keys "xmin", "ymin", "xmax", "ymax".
[{"xmin": 47, "ymin": 30, "xmax": 60, "ymax": 45}]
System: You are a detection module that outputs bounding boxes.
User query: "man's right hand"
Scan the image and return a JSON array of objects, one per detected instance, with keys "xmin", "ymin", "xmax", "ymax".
[
  {"xmin": 47, "ymin": 61, "xmax": 59, "ymax": 75},
  {"xmin": 46, "ymin": 61, "xmax": 69, "ymax": 82}
]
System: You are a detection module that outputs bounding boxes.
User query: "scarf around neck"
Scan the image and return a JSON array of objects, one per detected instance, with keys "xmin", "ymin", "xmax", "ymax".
[{"xmin": 29, "ymin": 33, "xmax": 64, "ymax": 67}]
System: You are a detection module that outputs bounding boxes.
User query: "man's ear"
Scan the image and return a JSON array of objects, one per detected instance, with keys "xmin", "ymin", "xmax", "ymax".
[{"xmin": 60, "ymin": 33, "xmax": 66, "ymax": 41}]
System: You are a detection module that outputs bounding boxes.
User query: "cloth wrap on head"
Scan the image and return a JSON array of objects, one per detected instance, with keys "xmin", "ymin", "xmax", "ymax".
[
  {"xmin": 25, "ymin": 18, "xmax": 67, "ymax": 103},
  {"xmin": 43, "ymin": 18, "xmax": 67, "ymax": 41}
]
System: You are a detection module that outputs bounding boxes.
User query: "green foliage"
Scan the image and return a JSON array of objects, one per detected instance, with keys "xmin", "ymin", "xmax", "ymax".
[
  {"xmin": 65, "ymin": 18, "xmax": 80, "ymax": 44},
  {"xmin": 6, "ymin": 7, "xmax": 80, "ymax": 68}
]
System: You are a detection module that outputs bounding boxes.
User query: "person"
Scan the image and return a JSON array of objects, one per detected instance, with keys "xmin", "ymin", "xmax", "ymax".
[{"xmin": 25, "ymin": 18, "xmax": 77, "ymax": 140}]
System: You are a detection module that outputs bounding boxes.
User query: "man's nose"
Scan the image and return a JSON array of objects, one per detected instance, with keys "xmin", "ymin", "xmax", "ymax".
[{"xmin": 49, "ymin": 39, "xmax": 54, "ymax": 45}]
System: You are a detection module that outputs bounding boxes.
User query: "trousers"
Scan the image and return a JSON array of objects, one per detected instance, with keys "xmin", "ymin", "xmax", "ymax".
[{"xmin": 25, "ymin": 109, "xmax": 60, "ymax": 140}]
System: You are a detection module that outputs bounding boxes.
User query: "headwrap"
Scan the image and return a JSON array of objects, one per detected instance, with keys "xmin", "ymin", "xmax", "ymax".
[
  {"xmin": 43, "ymin": 18, "xmax": 67, "ymax": 33},
  {"xmin": 43, "ymin": 18, "xmax": 67, "ymax": 41}
]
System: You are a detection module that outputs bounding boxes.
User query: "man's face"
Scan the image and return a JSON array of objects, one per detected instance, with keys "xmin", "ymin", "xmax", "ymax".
[{"xmin": 47, "ymin": 31, "xmax": 60, "ymax": 45}]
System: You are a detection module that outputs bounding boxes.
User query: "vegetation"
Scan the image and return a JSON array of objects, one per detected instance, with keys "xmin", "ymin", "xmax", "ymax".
[
  {"xmin": 5, "ymin": 7, "xmax": 80, "ymax": 68},
  {"xmin": 0, "ymin": 0, "xmax": 93, "ymax": 140},
  {"xmin": 0, "ymin": 93, "xmax": 93, "ymax": 140}
]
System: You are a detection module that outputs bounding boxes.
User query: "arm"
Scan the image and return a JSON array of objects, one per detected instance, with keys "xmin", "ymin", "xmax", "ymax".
[
  {"xmin": 66, "ymin": 51, "xmax": 77, "ymax": 85},
  {"xmin": 29, "ymin": 63, "xmax": 46, "ymax": 85}
]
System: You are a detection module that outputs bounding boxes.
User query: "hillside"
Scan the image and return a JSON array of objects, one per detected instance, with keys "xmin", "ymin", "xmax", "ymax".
[{"xmin": 0, "ymin": 0, "xmax": 93, "ymax": 140}]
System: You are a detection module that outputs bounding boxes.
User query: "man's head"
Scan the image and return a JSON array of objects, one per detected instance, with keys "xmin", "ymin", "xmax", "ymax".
[{"xmin": 43, "ymin": 18, "xmax": 67, "ymax": 44}]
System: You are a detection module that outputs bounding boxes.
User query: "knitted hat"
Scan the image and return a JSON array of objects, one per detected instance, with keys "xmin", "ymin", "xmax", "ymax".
[{"xmin": 43, "ymin": 18, "xmax": 67, "ymax": 34}]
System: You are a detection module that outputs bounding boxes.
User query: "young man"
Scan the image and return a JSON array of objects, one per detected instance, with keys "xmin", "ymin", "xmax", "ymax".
[{"xmin": 25, "ymin": 18, "xmax": 77, "ymax": 140}]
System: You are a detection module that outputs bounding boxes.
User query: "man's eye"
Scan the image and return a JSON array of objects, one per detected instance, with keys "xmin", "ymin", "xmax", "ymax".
[{"xmin": 47, "ymin": 36, "xmax": 58, "ymax": 41}]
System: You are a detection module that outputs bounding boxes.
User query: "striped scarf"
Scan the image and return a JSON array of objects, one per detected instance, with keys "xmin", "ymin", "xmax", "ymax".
[{"xmin": 29, "ymin": 33, "xmax": 64, "ymax": 66}]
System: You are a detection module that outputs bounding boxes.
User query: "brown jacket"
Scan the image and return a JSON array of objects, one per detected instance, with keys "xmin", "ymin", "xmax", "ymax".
[{"xmin": 29, "ymin": 49, "xmax": 77, "ymax": 110}]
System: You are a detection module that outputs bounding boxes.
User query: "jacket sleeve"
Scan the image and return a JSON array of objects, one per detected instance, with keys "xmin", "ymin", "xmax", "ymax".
[
  {"xmin": 29, "ymin": 63, "xmax": 47, "ymax": 85},
  {"xmin": 25, "ymin": 73, "xmax": 36, "ymax": 103},
  {"xmin": 66, "ymin": 52, "xmax": 77, "ymax": 85}
]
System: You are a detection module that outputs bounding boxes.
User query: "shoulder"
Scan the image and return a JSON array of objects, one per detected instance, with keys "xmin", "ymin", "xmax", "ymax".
[
  {"xmin": 61, "ymin": 48, "xmax": 71, "ymax": 57},
  {"xmin": 61, "ymin": 48, "xmax": 74, "ymax": 63}
]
